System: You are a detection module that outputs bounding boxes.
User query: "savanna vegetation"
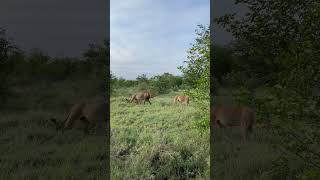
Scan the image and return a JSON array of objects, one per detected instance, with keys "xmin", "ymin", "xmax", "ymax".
[
  {"xmin": 110, "ymin": 25, "xmax": 210, "ymax": 179},
  {"xmin": 0, "ymin": 23, "xmax": 210, "ymax": 179},
  {"xmin": 0, "ymin": 27, "xmax": 109, "ymax": 179},
  {"xmin": 212, "ymin": 0, "xmax": 320, "ymax": 179},
  {"xmin": 110, "ymin": 90, "xmax": 209, "ymax": 179},
  {"xmin": 4, "ymin": 0, "xmax": 318, "ymax": 178}
]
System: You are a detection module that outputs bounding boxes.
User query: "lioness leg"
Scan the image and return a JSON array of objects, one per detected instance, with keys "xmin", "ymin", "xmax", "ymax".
[
  {"xmin": 173, "ymin": 96, "xmax": 177, "ymax": 104},
  {"xmin": 241, "ymin": 126, "xmax": 248, "ymax": 143},
  {"xmin": 144, "ymin": 98, "xmax": 151, "ymax": 105},
  {"xmin": 64, "ymin": 103, "xmax": 84, "ymax": 129},
  {"xmin": 130, "ymin": 95, "xmax": 137, "ymax": 103},
  {"xmin": 216, "ymin": 120, "xmax": 229, "ymax": 141},
  {"xmin": 79, "ymin": 116, "xmax": 90, "ymax": 134}
]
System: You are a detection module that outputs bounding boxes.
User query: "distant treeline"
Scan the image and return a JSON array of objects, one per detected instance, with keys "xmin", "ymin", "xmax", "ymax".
[
  {"xmin": 111, "ymin": 73, "xmax": 187, "ymax": 95},
  {"xmin": 0, "ymin": 27, "xmax": 108, "ymax": 101}
]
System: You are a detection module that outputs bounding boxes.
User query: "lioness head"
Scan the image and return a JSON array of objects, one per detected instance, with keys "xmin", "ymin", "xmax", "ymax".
[{"xmin": 51, "ymin": 101, "xmax": 108, "ymax": 136}]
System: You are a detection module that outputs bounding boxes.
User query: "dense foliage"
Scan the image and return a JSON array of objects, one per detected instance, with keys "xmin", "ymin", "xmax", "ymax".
[
  {"xmin": 0, "ymin": 28, "xmax": 18, "ymax": 102},
  {"xmin": 179, "ymin": 24, "xmax": 210, "ymax": 129},
  {"xmin": 111, "ymin": 72, "xmax": 185, "ymax": 96},
  {"xmin": 0, "ymin": 27, "xmax": 110, "ymax": 179},
  {"xmin": 215, "ymin": 0, "xmax": 320, "ymax": 178},
  {"xmin": 0, "ymin": 28, "xmax": 108, "ymax": 102}
]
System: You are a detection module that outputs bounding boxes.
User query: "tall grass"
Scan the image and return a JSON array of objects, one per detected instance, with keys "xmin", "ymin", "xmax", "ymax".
[
  {"xmin": 111, "ymin": 91, "xmax": 209, "ymax": 179},
  {"xmin": 0, "ymin": 79, "xmax": 107, "ymax": 179}
]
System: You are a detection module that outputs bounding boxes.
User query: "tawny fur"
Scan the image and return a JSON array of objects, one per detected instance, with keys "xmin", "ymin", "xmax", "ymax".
[
  {"xmin": 51, "ymin": 101, "xmax": 108, "ymax": 135},
  {"xmin": 211, "ymin": 107, "xmax": 255, "ymax": 142},
  {"xmin": 173, "ymin": 95, "xmax": 189, "ymax": 105},
  {"xmin": 125, "ymin": 91, "xmax": 152, "ymax": 105}
]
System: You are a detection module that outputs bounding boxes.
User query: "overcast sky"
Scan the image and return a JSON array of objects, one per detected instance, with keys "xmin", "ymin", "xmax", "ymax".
[
  {"xmin": 111, "ymin": 0, "xmax": 210, "ymax": 80},
  {"xmin": 0, "ymin": 0, "xmax": 107, "ymax": 58}
]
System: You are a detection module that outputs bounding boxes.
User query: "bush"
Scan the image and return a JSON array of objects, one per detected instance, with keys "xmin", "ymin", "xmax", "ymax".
[
  {"xmin": 0, "ymin": 28, "xmax": 18, "ymax": 103},
  {"xmin": 179, "ymin": 24, "xmax": 210, "ymax": 129}
]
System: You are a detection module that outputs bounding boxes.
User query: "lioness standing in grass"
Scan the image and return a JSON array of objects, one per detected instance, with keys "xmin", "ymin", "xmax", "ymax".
[
  {"xmin": 211, "ymin": 107, "xmax": 255, "ymax": 142},
  {"xmin": 50, "ymin": 101, "xmax": 108, "ymax": 135},
  {"xmin": 125, "ymin": 91, "xmax": 152, "ymax": 105},
  {"xmin": 173, "ymin": 95, "xmax": 189, "ymax": 105}
]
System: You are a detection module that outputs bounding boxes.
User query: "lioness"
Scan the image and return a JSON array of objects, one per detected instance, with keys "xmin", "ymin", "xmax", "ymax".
[
  {"xmin": 125, "ymin": 91, "xmax": 152, "ymax": 105},
  {"xmin": 50, "ymin": 101, "xmax": 108, "ymax": 135},
  {"xmin": 211, "ymin": 107, "xmax": 255, "ymax": 142},
  {"xmin": 173, "ymin": 95, "xmax": 189, "ymax": 105}
]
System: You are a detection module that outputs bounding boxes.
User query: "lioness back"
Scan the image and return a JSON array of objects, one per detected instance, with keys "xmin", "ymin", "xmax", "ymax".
[
  {"xmin": 63, "ymin": 101, "xmax": 108, "ymax": 135},
  {"xmin": 211, "ymin": 106, "xmax": 255, "ymax": 142},
  {"xmin": 173, "ymin": 95, "xmax": 189, "ymax": 104},
  {"xmin": 212, "ymin": 107, "xmax": 255, "ymax": 127},
  {"xmin": 83, "ymin": 102, "xmax": 107, "ymax": 123},
  {"xmin": 83, "ymin": 102, "xmax": 108, "ymax": 134}
]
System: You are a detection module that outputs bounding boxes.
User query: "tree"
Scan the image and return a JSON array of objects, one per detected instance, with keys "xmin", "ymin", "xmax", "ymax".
[
  {"xmin": 83, "ymin": 39, "xmax": 109, "ymax": 64},
  {"xmin": 211, "ymin": 45, "xmax": 234, "ymax": 84},
  {"xmin": 83, "ymin": 39, "xmax": 109, "ymax": 76},
  {"xmin": 26, "ymin": 49, "xmax": 50, "ymax": 78},
  {"xmin": 215, "ymin": 0, "xmax": 320, "ymax": 86},
  {"xmin": 136, "ymin": 74, "xmax": 148, "ymax": 83},
  {"xmin": 149, "ymin": 73, "xmax": 183, "ymax": 94},
  {"xmin": 82, "ymin": 39, "xmax": 109, "ymax": 94},
  {"xmin": 179, "ymin": 24, "xmax": 210, "ymax": 129},
  {"xmin": 0, "ymin": 27, "xmax": 18, "ymax": 102},
  {"xmin": 215, "ymin": 0, "xmax": 320, "ymax": 176},
  {"xmin": 179, "ymin": 25, "xmax": 209, "ymax": 88}
]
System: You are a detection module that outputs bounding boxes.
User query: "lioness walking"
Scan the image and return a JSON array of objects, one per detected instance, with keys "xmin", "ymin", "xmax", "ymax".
[
  {"xmin": 211, "ymin": 106, "xmax": 255, "ymax": 142},
  {"xmin": 50, "ymin": 101, "xmax": 108, "ymax": 135},
  {"xmin": 126, "ymin": 91, "xmax": 152, "ymax": 105},
  {"xmin": 173, "ymin": 95, "xmax": 189, "ymax": 105}
]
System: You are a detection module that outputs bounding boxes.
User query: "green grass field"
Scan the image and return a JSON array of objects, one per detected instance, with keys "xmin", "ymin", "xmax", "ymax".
[
  {"xmin": 0, "ymin": 79, "xmax": 108, "ymax": 179},
  {"xmin": 212, "ymin": 124, "xmax": 280, "ymax": 180},
  {"xmin": 3, "ymin": 80, "xmax": 311, "ymax": 179},
  {"xmin": 111, "ymin": 90, "xmax": 209, "ymax": 179}
]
